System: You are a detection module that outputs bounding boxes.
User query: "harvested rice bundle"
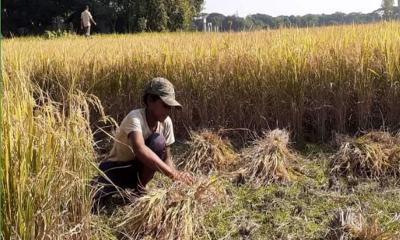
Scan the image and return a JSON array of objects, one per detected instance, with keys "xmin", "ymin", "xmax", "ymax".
[
  {"xmin": 241, "ymin": 129, "xmax": 299, "ymax": 185},
  {"xmin": 327, "ymin": 208, "xmax": 393, "ymax": 240},
  {"xmin": 331, "ymin": 131, "xmax": 400, "ymax": 179},
  {"xmin": 177, "ymin": 130, "xmax": 238, "ymax": 174},
  {"xmin": 113, "ymin": 177, "xmax": 224, "ymax": 240}
]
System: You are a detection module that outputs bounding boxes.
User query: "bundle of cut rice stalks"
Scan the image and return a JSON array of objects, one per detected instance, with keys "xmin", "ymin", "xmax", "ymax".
[
  {"xmin": 241, "ymin": 129, "xmax": 300, "ymax": 185},
  {"xmin": 112, "ymin": 176, "xmax": 225, "ymax": 240},
  {"xmin": 177, "ymin": 130, "xmax": 238, "ymax": 174},
  {"xmin": 327, "ymin": 208, "xmax": 395, "ymax": 240},
  {"xmin": 331, "ymin": 131, "xmax": 400, "ymax": 179}
]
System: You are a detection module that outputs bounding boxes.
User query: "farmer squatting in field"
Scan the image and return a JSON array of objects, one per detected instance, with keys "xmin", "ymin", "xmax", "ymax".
[{"xmin": 92, "ymin": 77, "xmax": 194, "ymax": 211}]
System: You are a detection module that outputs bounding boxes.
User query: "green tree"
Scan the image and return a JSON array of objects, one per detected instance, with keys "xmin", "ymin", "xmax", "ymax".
[
  {"xmin": 166, "ymin": 0, "xmax": 192, "ymax": 31},
  {"xmin": 397, "ymin": 0, "xmax": 400, "ymax": 18},
  {"xmin": 382, "ymin": 0, "xmax": 395, "ymax": 19},
  {"xmin": 190, "ymin": 0, "xmax": 203, "ymax": 13},
  {"xmin": 147, "ymin": 0, "xmax": 168, "ymax": 31}
]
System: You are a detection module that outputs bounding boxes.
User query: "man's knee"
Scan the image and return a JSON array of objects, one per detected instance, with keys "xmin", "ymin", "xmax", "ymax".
[{"xmin": 145, "ymin": 133, "xmax": 167, "ymax": 160}]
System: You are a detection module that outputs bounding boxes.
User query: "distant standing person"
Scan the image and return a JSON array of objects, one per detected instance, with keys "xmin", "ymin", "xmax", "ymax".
[{"xmin": 81, "ymin": 5, "xmax": 96, "ymax": 36}]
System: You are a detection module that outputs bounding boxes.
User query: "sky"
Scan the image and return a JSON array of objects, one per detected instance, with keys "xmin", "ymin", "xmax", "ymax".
[{"xmin": 203, "ymin": 0, "xmax": 385, "ymax": 17}]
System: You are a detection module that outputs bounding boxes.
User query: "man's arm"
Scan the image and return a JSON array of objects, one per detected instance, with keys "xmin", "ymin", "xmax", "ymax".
[
  {"xmin": 128, "ymin": 131, "xmax": 193, "ymax": 184},
  {"xmin": 90, "ymin": 13, "xmax": 97, "ymax": 25},
  {"xmin": 128, "ymin": 131, "xmax": 176, "ymax": 179},
  {"xmin": 164, "ymin": 145, "xmax": 194, "ymax": 183}
]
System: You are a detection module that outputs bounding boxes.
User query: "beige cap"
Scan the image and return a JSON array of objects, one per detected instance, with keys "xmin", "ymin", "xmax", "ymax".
[{"xmin": 144, "ymin": 77, "xmax": 182, "ymax": 108}]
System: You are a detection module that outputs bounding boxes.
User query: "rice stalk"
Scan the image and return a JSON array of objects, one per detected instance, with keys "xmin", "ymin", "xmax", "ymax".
[
  {"xmin": 1, "ymin": 67, "xmax": 111, "ymax": 239},
  {"xmin": 331, "ymin": 131, "xmax": 400, "ymax": 179},
  {"xmin": 177, "ymin": 130, "xmax": 238, "ymax": 174},
  {"xmin": 327, "ymin": 208, "xmax": 394, "ymax": 240},
  {"xmin": 112, "ymin": 176, "xmax": 225, "ymax": 240},
  {"xmin": 3, "ymin": 23, "xmax": 400, "ymax": 141}
]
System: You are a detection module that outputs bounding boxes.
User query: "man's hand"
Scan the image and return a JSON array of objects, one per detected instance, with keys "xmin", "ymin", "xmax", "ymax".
[{"xmin": 173, "ymin": 171, "xmax": 194, "ymax": 185}]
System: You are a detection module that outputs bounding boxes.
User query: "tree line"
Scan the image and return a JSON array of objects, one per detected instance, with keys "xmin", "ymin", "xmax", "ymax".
[
  {"xmin": 194, "ymin": 11, "xmax": 395, "ymax": 32},
  {"xmin": 2, "ymin": 0, "xmax": 399, "ymax": 36},
  {"xmin": 2, "ymin": 0, "xmax": 203, "ymax": 36},
  {"xmin": 194, "ymin": 3, "xmax": 400, "ymax": 32}
]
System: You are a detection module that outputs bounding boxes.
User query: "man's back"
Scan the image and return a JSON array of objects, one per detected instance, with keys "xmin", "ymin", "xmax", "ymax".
[{"xmin": 81, "ymin": 10, "xmax": 92, "ymax": 27}]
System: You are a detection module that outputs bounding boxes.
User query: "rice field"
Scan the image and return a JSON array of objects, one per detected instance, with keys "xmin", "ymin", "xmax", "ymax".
[{"xmin": 2, "ymin": 22, "xmax": 400, "ymax": 239}]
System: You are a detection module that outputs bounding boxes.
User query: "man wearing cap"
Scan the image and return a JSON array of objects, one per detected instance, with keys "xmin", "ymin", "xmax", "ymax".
[{"xmin": 92, "ymin": 77, "xmax": 193, "ymax": 210}]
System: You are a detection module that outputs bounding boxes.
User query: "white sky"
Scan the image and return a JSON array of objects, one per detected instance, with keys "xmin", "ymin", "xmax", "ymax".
[{"xmin": 204, "ymin": 0, "xmax": 386, "ymax": 17}]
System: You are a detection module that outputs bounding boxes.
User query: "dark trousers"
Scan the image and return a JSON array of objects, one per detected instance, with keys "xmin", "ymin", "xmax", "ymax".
[{"xmin": 91, "ymin": 133, "xmax": 166, "ymax": 211}]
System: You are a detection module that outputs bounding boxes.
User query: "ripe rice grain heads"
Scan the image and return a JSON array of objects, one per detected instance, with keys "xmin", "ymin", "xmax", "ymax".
[
  {"xmin": 113, "ymin": 176, "xmax": 225, "ymax": 240},
  {"xmin": 241, "ymin": 129, "xmax": 301, "ymax": 185},
  {"xmin": 176, "ymin": 130, "xmax": 238, "ymax": 175},
  {"xmin": 331, "ymin": 131, "xmax": 400, "ymax": 179}
]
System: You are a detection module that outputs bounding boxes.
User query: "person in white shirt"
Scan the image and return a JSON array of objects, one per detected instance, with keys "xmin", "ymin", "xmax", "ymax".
[
  {"xmin": 92, "ymin": 77, "xmax": 194, "ymax": 212},
  {"xmin": 81, "ymin": 5, "xmax": 96, "ymax": 36}
]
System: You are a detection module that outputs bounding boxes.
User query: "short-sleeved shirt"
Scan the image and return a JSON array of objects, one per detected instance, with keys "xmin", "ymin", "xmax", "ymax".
[
  {"xmin": 81, "ymin": 10, "xmax": 93, "ymax": 27},
  {"xmin": 107, "ymin": 108, "xmax": 175, "ymax": 162}
]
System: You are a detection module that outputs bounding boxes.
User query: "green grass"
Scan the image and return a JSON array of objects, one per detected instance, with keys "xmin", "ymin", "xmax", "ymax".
[{"xmin": 202, "ymin": 151, "xmax": 400, "ymax": 239}]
